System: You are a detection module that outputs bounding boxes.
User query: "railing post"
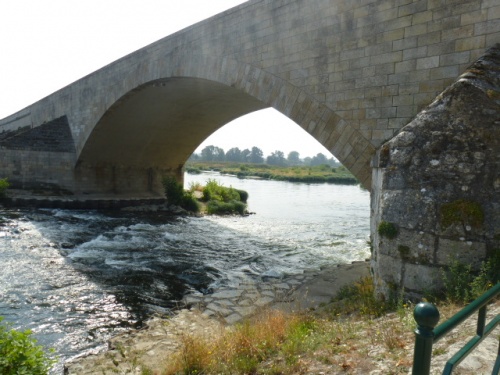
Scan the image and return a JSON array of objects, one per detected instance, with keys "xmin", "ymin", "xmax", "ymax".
[
  {"xmin": 476, "ymin": 305, "xmax": 486, "ymax": 336},
  {"xmin": 412, "ymin": 302, "xmax": 440, "ymax": 375}
]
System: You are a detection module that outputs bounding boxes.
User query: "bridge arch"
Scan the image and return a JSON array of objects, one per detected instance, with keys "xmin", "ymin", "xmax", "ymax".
[{"xmin": 74, "ymin": 55, "xmax": 374, "ymax": 195}]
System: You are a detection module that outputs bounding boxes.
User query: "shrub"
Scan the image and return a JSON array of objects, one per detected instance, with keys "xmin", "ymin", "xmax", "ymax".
[
  {"xmin": 0, "ymin": 317, "xmax": 56, "ymax": 374},
  {"xmin": 163, "ymin": 176, "xmax": 184, "ymax": 206},
  {"xmin": 185, "ymin": 179, "xmax": 248, "ymax": 215},
  {"xmin": 202, "ymin": 179, "xmax": 241, "ymax": 203},
  {"xmin": 181, "ymin": 194, "xmax": 201, "ymax": 213},
  {"xmin": 329, "ymin": 276, "xmax": 388, "ymax": 317},
  {"xmin": 442, "ymin": 251, "xmax": 500, "ymax": 303},
  {"xmin": 442, "ymin": 260, "xmax": 475, "ymax": 303},
  {"xmin": 0, "ymin": 178, "xmax": 9, "ymax": 198},
  {"xmin": 163, "ymin": 176, "xmax": 199, "ymax": 213},
  {"xmin": 470, "ymin": 253, "xmax": 499, "ymax": 297},
  {"xmin": 207, "ymin": 200, "xmax": 246, "ymax": 215},
  {"xmin": 235, "ymin": 189, "xmax": 248, "ymax": 203},
  {"xmin": 185, "ymin": 166, "xmax": 201, "ymax": 174},
  {"xmin": 188, "ymin": 182, "xmax": 203, "ymax": 193}
]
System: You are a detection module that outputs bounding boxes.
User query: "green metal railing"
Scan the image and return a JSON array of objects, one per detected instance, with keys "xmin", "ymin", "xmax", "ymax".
[{"xmin": 411, "ymin": 283, "xmax": 500, "ymax": 375}]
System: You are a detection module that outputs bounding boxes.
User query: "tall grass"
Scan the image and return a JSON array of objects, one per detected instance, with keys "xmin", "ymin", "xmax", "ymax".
[{"xmin": 162, "ymin": 310, "xmax": 314, "ymax": 375}]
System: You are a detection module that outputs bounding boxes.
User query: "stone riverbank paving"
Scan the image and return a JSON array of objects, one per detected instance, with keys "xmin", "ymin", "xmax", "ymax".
[
  {"xmin": 64, "ymin": 261, "xmax": 499, "ymax": 375},
  {"xmin": 64, "ymin": 265, "xmax": 336, "ymax": 374},
  {"xmin": 182, "ymin": 270, "xmax": 316, "ymax": 325}
]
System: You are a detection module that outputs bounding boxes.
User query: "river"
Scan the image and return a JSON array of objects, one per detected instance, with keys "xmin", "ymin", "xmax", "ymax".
[{"xmin": 0, "ymin": 172, "xmax": 370, "ymax": 373}]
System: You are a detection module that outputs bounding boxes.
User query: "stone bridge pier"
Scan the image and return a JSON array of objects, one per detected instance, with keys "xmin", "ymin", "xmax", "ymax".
[
  {"xmin": 0, "ymin": 0, "xmax": 499, "ymax": 297},
  {"xmin": 371, "ymin": 45, "xmax": 500, "ymax": 299}
]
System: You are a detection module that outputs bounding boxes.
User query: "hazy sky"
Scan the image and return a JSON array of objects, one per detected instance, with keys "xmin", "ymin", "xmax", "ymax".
[{"xmin": 0, "ymin": 1, "xmax": 333, "ymax": 158}]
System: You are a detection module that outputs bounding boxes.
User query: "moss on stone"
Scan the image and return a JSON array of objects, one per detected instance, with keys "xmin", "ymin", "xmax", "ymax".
[
  {"xmin": 378, "ymin": 221, "xmax": 398, "ymax": 239},
  {"xmin": 486, "ymin": 89, "xmax": 500, "ymax": 99},
  {"xmin": 440, "ymin": 199, "xmax": 484, "ymax": 229},
  {"xmin": 398, "ymin": 245, "xmax": 410, "ymax": 259}
]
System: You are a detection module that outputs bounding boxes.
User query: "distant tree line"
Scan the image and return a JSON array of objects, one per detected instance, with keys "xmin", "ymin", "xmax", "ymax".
[{"xmin": 189, "ymin": 145, "xmax": 340, "ymax": 167}]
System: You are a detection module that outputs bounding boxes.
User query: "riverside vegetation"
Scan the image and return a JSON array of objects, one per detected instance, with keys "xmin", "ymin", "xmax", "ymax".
[
  {"xmin": 186, "ymin": 162, "xmax": 358, "ymax": 185},
  {"xmin": 163, "ymin": 176, "xmax": 249, "ymax": 215},
  {"xmin": 160, "ymin": 254, "xmax": 499, "ymax": 375},
  {"xmin": 0, "ymin": 317, "xmax": 56, "ymax": 375}
]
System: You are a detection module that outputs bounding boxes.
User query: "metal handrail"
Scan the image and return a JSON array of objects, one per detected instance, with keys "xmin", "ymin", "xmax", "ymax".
[{"xmin": 411, "ymin": 283, "xmax": 500, "ymax": 375}]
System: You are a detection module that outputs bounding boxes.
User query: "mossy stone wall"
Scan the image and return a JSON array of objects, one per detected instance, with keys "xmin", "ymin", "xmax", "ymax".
[{"xmin": 371, "ymin": 45, "xmax": 500, "ymax": 299}]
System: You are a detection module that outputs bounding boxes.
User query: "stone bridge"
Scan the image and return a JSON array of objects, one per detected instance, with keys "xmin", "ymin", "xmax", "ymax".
[{"xmin": 1, "ymin": 0, "xmax": 499, "ymax": 297}]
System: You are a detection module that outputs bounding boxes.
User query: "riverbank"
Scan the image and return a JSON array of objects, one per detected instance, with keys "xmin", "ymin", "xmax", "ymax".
[
  {"xmin": 64, "ymin": 261, "xmax": 371, "ymax": 374},
  {"xmin": 186, "ymin": 162, "xmax": 359, "ymax": 185},
  {"xmin": 64, "ymin": 259, "xmax": 500, "ymax": 375}
]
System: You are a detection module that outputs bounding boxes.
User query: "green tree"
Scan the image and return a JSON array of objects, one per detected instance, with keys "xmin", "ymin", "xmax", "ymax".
[
  {"xmin": 241, "ymin": 148, "xmax": 251, "ymax": 163},
  {"xmin": 248, "ymin": 147, "xmax": 264, "ymax": 164},
  {"xmin": 310, "ymin": 153, "xmax": 328, "ymax": 166},
  {"xmin": 200, "ymin": 145, "xmax": 225, "ymax": 162},
  {"xmin": 266, "ymin": 150, "xmax": 287, "ymax": 166},
  {"xmin": 328, "ymin": 157, "xmax": 340, "ymax": 167},
  {"xmin": 225, "ymin": 147, "xmax": 243, "ymax": 162},
  {"xmin": 287, "ymin": 151, "xmax": 301, "ymax": 166}
]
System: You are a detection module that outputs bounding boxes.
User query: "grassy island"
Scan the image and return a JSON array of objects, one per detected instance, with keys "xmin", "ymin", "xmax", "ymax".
[
  {"xmin": 186, "ymin": 162, "xmax": 359, "ymax": 185},
  {"xmin": 163, "ymin": 176, "xmax": 249, "ymax": 215}
]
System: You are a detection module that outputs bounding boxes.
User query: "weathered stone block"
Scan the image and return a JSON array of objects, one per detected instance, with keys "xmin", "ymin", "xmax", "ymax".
[
  {"xmin": 417, "ymin": 56, "xmax": 440, "ymax": 70},
  {"xmin": 405, "ymin": 24, "xmax": 428, "ymax": 38},
  {"xmin": 455, "ymin": 36, "xmax": 486, "ymax": 51},
  {"xmin": 403, "ymin": 46, "xmax": 428, "ymax": 60},
  {"xmin": 436, "ymin": 239, "xmax": 487, "ymax": 268},
  {"xmin": 373, "ymin": 253, "xmax": 403, "ymax": 291},
  {"xmin": 399, "ymin": 1, "xmax": 428, "ymax": 18},
  {"xmin": 403, "ymin": 263, "xmax": 443, "ymax": 292},
  {"xmin": 430, "ymin": 65, "xmax": 460, "ymax": 79}
]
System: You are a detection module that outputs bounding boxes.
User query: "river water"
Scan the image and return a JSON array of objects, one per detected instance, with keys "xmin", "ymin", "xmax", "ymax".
[{"xmin": 0, "ymin": 172, "xmax": 369, "ymax": 373}]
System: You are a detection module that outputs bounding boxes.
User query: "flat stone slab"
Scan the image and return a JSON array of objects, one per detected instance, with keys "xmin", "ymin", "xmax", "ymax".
[{"xmin": 211, "ymin": 290, "xmax": 243, "ymax": 299}]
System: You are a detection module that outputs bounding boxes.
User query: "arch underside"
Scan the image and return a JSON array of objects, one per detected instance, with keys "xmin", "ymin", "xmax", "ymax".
[
  {"xmin": 79, "ymin": 77, "xmax": 267, "ymax": 168},
  {"xmin": 75, "ymin": 71, "xmax": 375, "ymax": 195},
  {"xmin": 75, "ymin": 77, "xmax": 267, "ymax": 195}
]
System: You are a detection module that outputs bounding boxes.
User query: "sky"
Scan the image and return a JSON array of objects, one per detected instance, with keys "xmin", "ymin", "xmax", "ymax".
[{"xmin": 0, "ymin": 0, "xmax": 333, "ymax": 159}]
